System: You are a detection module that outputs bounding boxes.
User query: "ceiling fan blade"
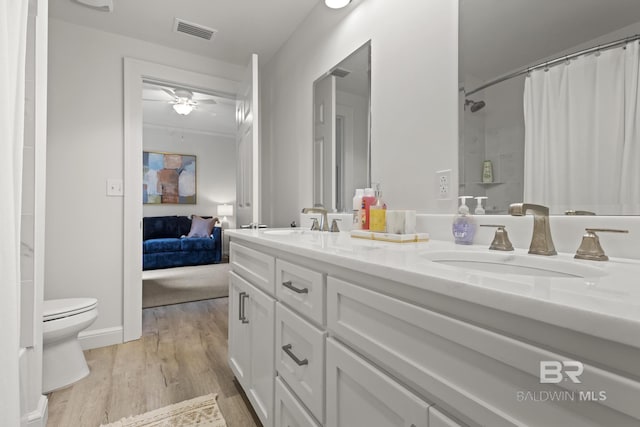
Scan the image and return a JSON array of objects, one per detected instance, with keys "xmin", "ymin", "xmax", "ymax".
[
  {"xmin": 197, "ymin": 99, "xmax": 217, "ymax": 104},
  {"xmin": 142, "ymin": 98, "xmax": 168, "ymax": 102},
  {"xmin": 161, "ymin": 87, "xmax": 176, "ymax": 99}
]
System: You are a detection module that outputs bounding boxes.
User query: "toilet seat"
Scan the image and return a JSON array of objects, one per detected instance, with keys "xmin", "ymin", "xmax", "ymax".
[{"xmin": 43, "ymin": 298, "xmax": 98, "ymax": 322}]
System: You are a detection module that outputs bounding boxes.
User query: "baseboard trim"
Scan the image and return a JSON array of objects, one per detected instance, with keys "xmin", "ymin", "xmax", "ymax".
[
  {"xmin": 27, "ymin": 395, "xmax": 48, "ymax": 427},
  {"xmin": 79, "ymin": 326, "xmax": 123, "ymax": 350}
]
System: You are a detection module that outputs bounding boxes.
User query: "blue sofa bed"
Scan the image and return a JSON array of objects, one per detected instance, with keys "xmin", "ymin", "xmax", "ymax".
[{"xmin": 143, "ymin": 215, "xmax": 222, "ymax": 270}]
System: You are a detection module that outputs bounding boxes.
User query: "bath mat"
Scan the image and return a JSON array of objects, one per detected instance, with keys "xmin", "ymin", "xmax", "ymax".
[{"xmin": 100, "ymin": 394, "xmax": 227, "ymax": 427}]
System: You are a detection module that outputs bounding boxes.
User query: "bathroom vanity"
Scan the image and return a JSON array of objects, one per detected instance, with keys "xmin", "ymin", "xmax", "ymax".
[{"xmin": 226, "ymin": 228, "xmax": 640, "ymax": 427}]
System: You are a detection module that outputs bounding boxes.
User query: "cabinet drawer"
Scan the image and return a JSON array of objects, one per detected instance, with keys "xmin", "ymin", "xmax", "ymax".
[
  {"xmin": 275, "ymin": 303, "xmax": 326, "ymax": 423},
  {"xmin": 327, "ymin": 277, "xmax": 640, "ymax": 427},
  {"xmin": 430, "ymin": 407, "xmax": 465, "ymax": 427},
  {"xmin": 326, "ymin": 338, "xmax": 430, "ymax": 427},
  {"xmin": 275, "ymin": 377, "xmax": 321, "ymax": 427},
  {"xmin": 230, "ymin": 241, "xmax": 275, "ymax": 295},
  {"xmin": 275, "ymin": 259, "xmax": 325, "ymax": 325}
]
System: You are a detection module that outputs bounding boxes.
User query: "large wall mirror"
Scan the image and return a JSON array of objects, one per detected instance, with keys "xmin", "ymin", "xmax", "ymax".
[
  {"xmin": 313, "ymin": 41, "xmax": 371, "ymax": 212},
  {"xmin": 459, "ymin": 0, "xmax": 640, "ymax": 215}
]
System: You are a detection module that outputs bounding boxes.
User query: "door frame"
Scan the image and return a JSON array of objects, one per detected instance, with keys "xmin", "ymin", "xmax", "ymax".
[{"xmin": 123, "ymin": 58, "xmax": 238, "ymax": 341}]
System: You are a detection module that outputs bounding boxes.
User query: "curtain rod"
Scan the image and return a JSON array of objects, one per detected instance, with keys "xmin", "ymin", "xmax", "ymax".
[{"xmin": 464, "ymin": 34, "xmax": 640, "ymax": 97}]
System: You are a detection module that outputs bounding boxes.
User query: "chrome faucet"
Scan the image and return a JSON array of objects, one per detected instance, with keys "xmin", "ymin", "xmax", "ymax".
[
  {"xmin": 508, "ymin": 203, "xmax": 557, "ymax": 255},
  {"xmin": 301, "ymin": 207, "xmax": 329, "ymax": 231}
]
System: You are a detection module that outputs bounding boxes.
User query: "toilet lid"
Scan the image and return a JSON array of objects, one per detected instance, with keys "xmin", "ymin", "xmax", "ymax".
[{"xmin": 43, "ymin": 298, "xmax": 98, "ymax": 321}]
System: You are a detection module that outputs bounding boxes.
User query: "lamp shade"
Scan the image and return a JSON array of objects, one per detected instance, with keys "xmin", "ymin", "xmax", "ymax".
[{"xmin": 217, "ymin": 204, "xmax": 233, "ymax": 217}]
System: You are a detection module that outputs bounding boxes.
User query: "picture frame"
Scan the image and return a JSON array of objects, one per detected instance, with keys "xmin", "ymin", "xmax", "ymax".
[{"xmin": 143, "ymin": 151, "xmax": 197, "ymax": 204}]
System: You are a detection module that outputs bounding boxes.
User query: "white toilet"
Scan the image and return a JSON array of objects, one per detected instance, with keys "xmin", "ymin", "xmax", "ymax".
[{"xmin": 42, "ymin": 298, "xmax": 98, "ymax": 394}]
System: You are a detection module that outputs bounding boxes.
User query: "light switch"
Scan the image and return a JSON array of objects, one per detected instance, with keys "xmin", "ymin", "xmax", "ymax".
[{"xmin": 107, "ymin": 179, "xmax": 123, "ymax": 196}]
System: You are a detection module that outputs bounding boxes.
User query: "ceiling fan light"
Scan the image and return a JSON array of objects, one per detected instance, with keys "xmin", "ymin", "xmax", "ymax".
[
  {"xmin": 173, "ymin": 103, "xmax": 194, "ymax": 115},
  {"xmin": 324, "ymin": 0, "xmax": 351, "ymax": 9}
]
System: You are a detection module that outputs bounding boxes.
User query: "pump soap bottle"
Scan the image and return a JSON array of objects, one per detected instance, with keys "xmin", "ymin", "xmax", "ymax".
[
  {"xmin": 360, "ymin": 188, "xmax": 376, "ymax": 230},
  {"xmin": 369, "ymin": 183, "xmax": 387, "ymax": 232},
  {"xmin": 452, "ymin": 196, "xmax": 476, "ymax": 244},
  {"xmin": 352, "ymin": 189, "xmax": 364, "ymax": 229},
  {"xmin": 474, "ymin": 196, "xmax": 487, "ymax": 215}
]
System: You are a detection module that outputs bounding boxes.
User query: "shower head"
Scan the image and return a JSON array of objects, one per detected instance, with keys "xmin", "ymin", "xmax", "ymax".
[{"xmin": 465, "ymin": 99, "xmax": 486, "ymax": 113}]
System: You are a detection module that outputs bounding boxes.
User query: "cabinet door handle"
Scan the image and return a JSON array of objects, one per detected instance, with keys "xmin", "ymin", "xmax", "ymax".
[
  {"xmin": 238, "ymin": 292, "xmax": 246, "ymax": 321},
  {"xmin": 282, "ymin": 344, "xmax": 308, "ymax": 366},
  {"xmin": 282, "ymin": 280, "xmax": 309, "ymax": 294},
  {"xmin": 239, "ymin": 292, "xmax": 249, "ymax": 324}
]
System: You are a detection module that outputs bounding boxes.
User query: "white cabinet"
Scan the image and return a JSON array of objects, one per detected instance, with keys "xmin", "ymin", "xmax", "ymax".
[
  {"xmin": 228, "ymin": 271, "xmax": 275, "ymax": 427},
  {"xmin": 275, "ymin": 377, "xmax": 322, "ymax": 427},
  {"xmin": 275, "ymin": 259, "xmax": 325, "ymax": 326},
  {"xmin": 275, "ymin": 303, "xmax": 326, "ymax": 422},
  {"xmin": 429, "ymin": 407, "xmax": 464, "ymax": 427},
  {"xmin": 326, "ymin": 338, "xmax": 430, "ymax": 427},
  {"xmin": 228, "ymin": 273, "xmax": 251, "ymax": 385},
  {"xmin": 228, "ymin": 235, "xmax": 640, "ymax": 427}
]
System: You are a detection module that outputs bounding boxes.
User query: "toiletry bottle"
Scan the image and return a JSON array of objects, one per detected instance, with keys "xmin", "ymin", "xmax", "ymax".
[
  {"xmin": 360, "ymin": 188, "xmax": 376, "ymax": 230},
  {"xmin": 452, "ymin": 196, "xmax": 476, "ymax": 244},
  {"xmin": 369, "ymin": 183, "xmax": 387, "ymax": 232},
  {"xmin": 352, "ymin": 189, "xmax": 364, "ymax": 229},
  {"xmin": 474, "ymin": 196, "xmax": 487, "ymax": 215},
  {"xmin": 482, "ymin": 160, "xmax": 494, "ymax": 183}
]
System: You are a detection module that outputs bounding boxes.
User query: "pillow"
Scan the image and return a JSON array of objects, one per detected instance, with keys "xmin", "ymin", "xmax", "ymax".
[{"xmin": 187, "ymin": 215, "xmax": 217, "ymax": 238}]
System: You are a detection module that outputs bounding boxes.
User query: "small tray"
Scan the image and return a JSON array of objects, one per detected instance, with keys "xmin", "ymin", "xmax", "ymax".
[{"xmin": 350, "ymin": 230, "xmax": 429, "ymax": 243}]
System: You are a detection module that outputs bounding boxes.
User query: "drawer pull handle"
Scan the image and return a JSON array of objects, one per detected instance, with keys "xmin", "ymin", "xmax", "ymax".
[
  {"xmin": 282, "ymin": 280, "xmax": 309, "ymax": 294},
  {"xmin": 282, "ymin": 344, "xmax": 308, "ymax": 366},
  {"xmin": 239, "ymin": 292, "xmax": 249, "ymax": 324}
]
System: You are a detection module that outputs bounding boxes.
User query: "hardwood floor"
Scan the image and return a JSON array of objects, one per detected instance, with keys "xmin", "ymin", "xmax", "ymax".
[{"xmin": 46, "ymin": 298, "xmax": 261, "ymax": 427}]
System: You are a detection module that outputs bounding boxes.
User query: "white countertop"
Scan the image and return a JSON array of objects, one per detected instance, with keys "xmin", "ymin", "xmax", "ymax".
[{"xmin": 226, "ymin": 228, "xmax": 640, "ymax": 349}]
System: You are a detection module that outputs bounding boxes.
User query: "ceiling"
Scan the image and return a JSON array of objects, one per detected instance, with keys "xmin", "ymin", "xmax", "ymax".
[
  {"xmin": 49, "ymin": 0, "xmax": 320, "ymax": 66},
  {"xmin": 142, "ymin": 83, "xmax": 236, "ymax": 136},
  {"xmin": 461, "ymin": 0, "xmax": 640, "ymax": 82}
]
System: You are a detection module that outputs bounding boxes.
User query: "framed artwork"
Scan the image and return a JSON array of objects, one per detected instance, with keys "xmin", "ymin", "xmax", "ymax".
[{"xmin": 143, "ymin": 151, "xmax": 196, "ymax": 204}]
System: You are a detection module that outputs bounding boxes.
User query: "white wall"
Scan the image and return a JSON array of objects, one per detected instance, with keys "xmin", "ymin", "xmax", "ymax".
[
  {"xmin": 262, "ymin": 0, "xmax": 459, "ymax": 227},
  {"xmin": 46, "ymin": 18, "xmax": 243, "ymax": 335},
  {"xmin": 142, "ymin": 126, "xmax": 236, "ymax": 227}
]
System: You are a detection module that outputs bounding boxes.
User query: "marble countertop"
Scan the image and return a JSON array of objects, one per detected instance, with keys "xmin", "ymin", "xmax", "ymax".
[{"xmin": 226, "ymin": 228, "xmax": 640, "ymax": 349}]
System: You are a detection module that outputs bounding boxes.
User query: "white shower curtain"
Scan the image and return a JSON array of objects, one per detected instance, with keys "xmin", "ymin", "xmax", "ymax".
[
  {"xmin": 523, "ymin": 40, "xmax": 640, "ymax": 214},
  {"xmin": 0, "ymin": 0, "xmax": 29, "ymax": 425}
]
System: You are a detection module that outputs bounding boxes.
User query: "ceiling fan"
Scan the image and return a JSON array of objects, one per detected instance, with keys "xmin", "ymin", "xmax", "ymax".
[{"xmin": 145, "ymin": 87, "xmax": 217, "ymax": 116}]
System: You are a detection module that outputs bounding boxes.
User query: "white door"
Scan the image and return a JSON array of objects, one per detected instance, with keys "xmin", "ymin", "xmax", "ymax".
[
  {"xmin": 313, "ymin": 74, "xmax": 336, "ymax": 210},
  {"xmin": 326, "ymin": 338, "xmax": 430, "ymax": 427},
  {"xmin": 236, "ymin": 54, "xmax": 260, "ymax": 227},
  {"xmin": 228, "ymin": 273, "xmax": 251, "ymax": 386}
]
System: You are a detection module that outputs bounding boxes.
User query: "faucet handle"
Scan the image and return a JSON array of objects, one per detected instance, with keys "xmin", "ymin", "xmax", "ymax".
[
  {"xmin": 330, "ymin": 218, "xmax": 342, "ymax": 232},
  {"xmin": 574, "ymin": 228, "xmax": 629, "ymax": 261},
  {"xmin": 310, "ymin": 218, "xmax": 321, "ymax": 231},
  {"xmin": 480, "ymin": 224, "xmax": 514, "ymax": 251}
]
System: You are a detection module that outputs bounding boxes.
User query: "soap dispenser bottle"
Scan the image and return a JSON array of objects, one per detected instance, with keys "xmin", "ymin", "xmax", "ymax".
[
  {"xmin": 369, "ymin": 183, "xmax": 387, "ymax": 232},
  {"xmin": 360, "ymin": 188, "xmax": 376, "ymax": 230},
  {"xmin": 474, "ymin": 196, "xmax": 488, "ymax": 215},
  {"xmin": 452, "ymin": 196, "xmax": 476, "ymax": 244},
  {"xmin": 352, "ymin": 189, "xmax": 364, "ymax": 229}
]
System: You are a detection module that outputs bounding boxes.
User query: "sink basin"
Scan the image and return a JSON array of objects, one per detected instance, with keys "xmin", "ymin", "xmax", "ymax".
[{"xmin": 421, "ymin": 251, "xmax": 605, "ymax": 278}]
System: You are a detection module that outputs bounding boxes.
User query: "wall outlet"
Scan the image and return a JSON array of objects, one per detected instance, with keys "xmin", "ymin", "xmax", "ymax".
[{"xmin": 436, "ymin": 169, "xmax": 452, "ymax": 200}]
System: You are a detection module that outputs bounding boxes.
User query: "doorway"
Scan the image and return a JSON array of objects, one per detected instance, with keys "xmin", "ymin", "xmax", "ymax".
[{"xmin": 123, "ymin": 59, "xmax": 239, "ymax": 341}]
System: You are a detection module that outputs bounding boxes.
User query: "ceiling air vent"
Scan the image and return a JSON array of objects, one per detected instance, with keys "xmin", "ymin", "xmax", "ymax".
[{"xmin": 173, "ymin": 18, "xmax": 217, "ymax": 41}]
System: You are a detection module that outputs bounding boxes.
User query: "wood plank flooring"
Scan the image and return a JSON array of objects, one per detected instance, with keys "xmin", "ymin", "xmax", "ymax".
[{"xmin": 46, "ymin": 298, "xmax": 261, "ymax": 427}]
